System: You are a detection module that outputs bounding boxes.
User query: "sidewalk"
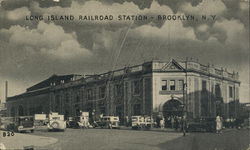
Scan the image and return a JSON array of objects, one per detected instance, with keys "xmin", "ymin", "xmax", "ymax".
[{"xmin": 0, "ymin": 130, "xmax": 58, "ymax": 149}]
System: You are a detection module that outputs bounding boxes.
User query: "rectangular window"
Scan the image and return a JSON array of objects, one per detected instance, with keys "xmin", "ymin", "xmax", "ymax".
[
  {"xmin": 161, "ymin": 80, "xmax": 167, "ymax": 90},
  {"xmin": 229, "ymin": 86, "xmax": 233, "ymax": 98},
  {"xmin": 133, "ymin": 80, "xmax": 140, "ymax": 95},
  {"xmin": 215, "ymin": 84, "xmax": 221, "ymax": 98},
  {"xmin": 170, "ymin": 80, "xmax": 175, "ymax": 91},
  {"xmin": 178, "ymin": 80, "xmax": 184, "ymax": 90},
  {"xmin": 87, "ymin": 89, "xmax": 93, "ymax": 100},
  {"xmin": 202, "ymin": 80, "xmax": 207, "ymax": 91},
  {"xmin": 99, "ymin": 86, "xmax": 106, "ymax": 99}
]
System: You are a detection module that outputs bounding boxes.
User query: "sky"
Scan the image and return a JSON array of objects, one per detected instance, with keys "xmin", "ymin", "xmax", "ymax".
[{"xmin": 0, "ymin": 0, "xmax": 249, "ymax": 103}]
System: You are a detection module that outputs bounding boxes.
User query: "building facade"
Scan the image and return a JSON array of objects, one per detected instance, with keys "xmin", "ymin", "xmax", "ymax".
[{"xmin": 6, "ymin": 59, "xmax": 240, "ymax": 122}]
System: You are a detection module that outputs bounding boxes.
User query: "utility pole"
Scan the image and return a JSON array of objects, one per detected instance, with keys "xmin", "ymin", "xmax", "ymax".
[
  {"xmin": 184, "ymin": 58, "xmax": 188, "ymax": 118},
  {"xmin": 5, "ymin": 81, "xmax": 8, "ymax": 103}
]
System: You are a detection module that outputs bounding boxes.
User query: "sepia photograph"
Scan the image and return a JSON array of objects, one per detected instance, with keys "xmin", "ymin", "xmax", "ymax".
[{"xmin": 0, "ymin": 0, "xmax": 249, "ymax": 150}]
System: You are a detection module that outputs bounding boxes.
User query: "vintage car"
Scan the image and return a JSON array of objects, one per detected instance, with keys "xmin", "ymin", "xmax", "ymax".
[
  {"xmin": 131, "ymin": 116, "xmax": 145, "ymax": 129},
  {"xmin": 187, "ymin": 118, "xmax": 216, "ymax": 132},
  {"xmin": 4, "ymin": 116, "xmax": 35, "ymax": 133},
  {"xmin": 47, "ymin": 112, "xmax": 66, "ymax": 131},
  {"xmin": 0, "ymin": 117, "xmax": 15, "ymax": 130},
  {"xmin": 144, "ymin": 116, "xmax": 156, "ymax": 128},
  {"xmin": 93, "ymin": 116, "xmax": 120, "ymax": 129},
  {"xmin": 34, "ymin": 114, "xmax": 48, "ymax": 127},
  {"xmin": 67, "ymin": 112, "xmax": 90, "ymax": 129},
  {"xmin": 131, "ymin": 116, "xmax": 155, "ymax": 129},
  {"xmin": 66, "ymin": 117, "xmax": 79, "ymax": 128}
]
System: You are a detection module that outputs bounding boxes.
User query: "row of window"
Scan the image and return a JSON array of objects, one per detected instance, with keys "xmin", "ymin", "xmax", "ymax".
[
  {"xmin": 86, "ymin": 80, "xmax": 140, "ymax": 100},
  {"xmin": 162, "ymin": 79, "xmax": 236, "ymax": 98},
  {"xmin": 202, "ymin": 80, "xmax": 235, "ymax": 98},
  {"xmin": 161, "ymin": 80, "xmax": 184, "ymax": 91}
]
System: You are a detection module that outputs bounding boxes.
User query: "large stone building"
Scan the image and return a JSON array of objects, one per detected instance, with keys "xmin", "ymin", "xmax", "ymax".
[{"xmin": 6, "ymin": 59, "xmax": 240, "ymax": 122}]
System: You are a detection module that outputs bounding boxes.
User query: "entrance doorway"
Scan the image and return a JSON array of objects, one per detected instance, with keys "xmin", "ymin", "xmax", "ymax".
[
  {"xmin": 162, "ymin": 99, "xmax": 183, "ymax": 117},
  {"xmin": 162, "ymin": 99, "xmax": 184, "ymax": 128}
]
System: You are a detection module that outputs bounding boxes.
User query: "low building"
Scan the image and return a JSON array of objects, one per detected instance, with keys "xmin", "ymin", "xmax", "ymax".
[{"xmin": 6, "ymin": 59, "xmax": 240, "ymax": 122}]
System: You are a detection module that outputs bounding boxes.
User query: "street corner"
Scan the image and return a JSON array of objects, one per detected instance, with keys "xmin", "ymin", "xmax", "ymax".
[{"xmin": 0, "ymin": 131, "xmax": 58, "ymax": 149}]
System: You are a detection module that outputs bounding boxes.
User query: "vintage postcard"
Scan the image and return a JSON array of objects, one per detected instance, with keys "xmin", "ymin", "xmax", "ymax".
[{"xmin": 0, "ymin": 0, "xmax": 249, "ymax": 150}]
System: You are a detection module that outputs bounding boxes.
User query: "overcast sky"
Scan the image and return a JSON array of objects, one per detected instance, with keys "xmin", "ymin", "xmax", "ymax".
[{"xmin": 0, "ymin": 0, "xmax": 249, "ymax": 103}]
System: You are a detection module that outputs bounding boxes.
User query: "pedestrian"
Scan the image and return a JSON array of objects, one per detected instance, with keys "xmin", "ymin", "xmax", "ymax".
[
  {"xmin": 216, "ymin": 115, "xmax": 222, "ymax": 134},
  {"xmin": 174, "ymin": 117, "xmax": 179, "ymax": 131},
  {"xmin": 181, "ymin": 115, "xmax": 187, "ymax": 136},
  {"xmin": 171, "ymin": 116, "xmax": 175, "ymax": 129},
  {"xmin": 160, "ymin": 118, "xmax": 165, "ymax": 129}
]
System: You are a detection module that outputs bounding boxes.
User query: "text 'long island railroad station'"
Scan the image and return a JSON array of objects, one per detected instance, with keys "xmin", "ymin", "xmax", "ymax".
[{"xmin": 6, "ymin": 58, "xmax": 240, "ymax": 123}]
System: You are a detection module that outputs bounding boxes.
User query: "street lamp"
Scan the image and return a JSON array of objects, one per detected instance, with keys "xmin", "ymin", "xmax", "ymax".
[{"xmin": 182, "ymin": 83, "xmax": 187, "ymax": 118}]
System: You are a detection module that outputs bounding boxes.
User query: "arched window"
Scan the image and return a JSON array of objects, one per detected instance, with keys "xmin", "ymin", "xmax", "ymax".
[
  {"xmin": 18, "ymin": 105, "xmax": 24, "ymax": 116},
  {"xmin": 55, "ymin": 95, "xmax": 60, "ymax": 112},
  {"xmin": 215, "ymin": 84, "xmax": 222, "ymax": 98}
]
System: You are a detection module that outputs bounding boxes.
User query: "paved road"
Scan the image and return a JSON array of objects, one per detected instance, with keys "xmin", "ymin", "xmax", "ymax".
[
  {"xmin": 31, "ymin": 128, "xmax": 249, "ymax": 150},
  {"xmin": 33, "ymin": 128, "xmax": 182, "ymax": 150},
  {"xmin": 159, "ymin": 129, "xmax": 250, "ymax": 150}
]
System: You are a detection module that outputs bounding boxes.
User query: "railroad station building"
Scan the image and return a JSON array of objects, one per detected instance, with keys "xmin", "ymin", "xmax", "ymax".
[{"xmin": 6, "ymin": 59, "xmax": 240, "ymax": 122}]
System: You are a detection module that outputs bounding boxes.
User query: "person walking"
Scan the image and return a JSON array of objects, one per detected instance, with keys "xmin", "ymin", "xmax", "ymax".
[
  {"xmin": 174, "ymin": 117, "xmax": 179, "ymax": 131},
  {"xmin": 160, "ymin": 118, "xmax": 165, "ymax": 129},
  {"xmin": 171, "ymin": 116, "xmax": 175, "ymax": 129},
  {"xmin": 216, "ymin": 115, "xmax": 222, "ymax": 134},
  {"xmin": 181, "ymin": 115, "xmax": 187, "ymax": 136}
]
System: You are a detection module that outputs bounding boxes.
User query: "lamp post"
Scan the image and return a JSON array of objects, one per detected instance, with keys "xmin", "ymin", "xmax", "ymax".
[{"xmin": 183, "ymin": 83, "xmax": 187, "ymax": 118}]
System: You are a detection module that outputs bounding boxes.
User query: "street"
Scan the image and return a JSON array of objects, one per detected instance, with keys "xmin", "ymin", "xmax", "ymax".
[
  {"xmin": 30, "ymin": 128, "xmax": 249, "ymax": 150},
  {"xmin": 32, "ymin": 128, "xmax": 182, "ymax": 150}
]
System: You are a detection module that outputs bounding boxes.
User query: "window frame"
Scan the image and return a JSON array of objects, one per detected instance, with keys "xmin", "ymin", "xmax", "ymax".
[
  {"xmin": 178, "ymin": 80, "xmax": 184, "ymax": 91},
  {"xmin": 161, "ymin": 80, "xmax": 168, "ymax": 91},
  {"xmin": 99, "ymin": 86, "xmax": 106, "ymax": 99},
  {"xmin": 169, "ymin": 80, "xmax": 176, "ymax": 91},
  {"xmin": 229, "ymin": 86, "xmax": 233, "ymax": 98}
]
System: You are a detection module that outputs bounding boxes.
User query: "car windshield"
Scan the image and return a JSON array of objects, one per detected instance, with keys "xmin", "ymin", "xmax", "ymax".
[{"xmin": 52, "ymin": 117, "xmax": 60, "ymax": 120}]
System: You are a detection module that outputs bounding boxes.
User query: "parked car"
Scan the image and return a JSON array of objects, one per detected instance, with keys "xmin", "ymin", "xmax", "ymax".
[
  {"xmin": 66, "ymin": 117, "xmax": 79, "ymax": 128},
  {"xmin": 93, "ymin": 116, "xmax": 120, "ymax": 129},
  {"xmin": 131, "ymin": 116, "xmax": 146, "ymax": 129},
  {"xmin": 5, "ymin": 116, "xmax": 35, "ymax": 133},
  {"xmin": 144, "ymin": 116, "xmax": 156, "ymax": 128},
  {"xmin": 47, "ymin": 112, "xmax": 66, "ymax": 131},
  {"xmin": 187, "ymin": 118, "xmax": 216, "ymax": 132},
  {"xmin": 131, "ymin": 116, "xmax": 156, "ymax": 129},
  {"xmin": 34, "ymin": 114, "xmax": 48, "ymax": 127},
  {"xmin": 0, "ymin": 117, "xmax": 14, "ymax": 130}
]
